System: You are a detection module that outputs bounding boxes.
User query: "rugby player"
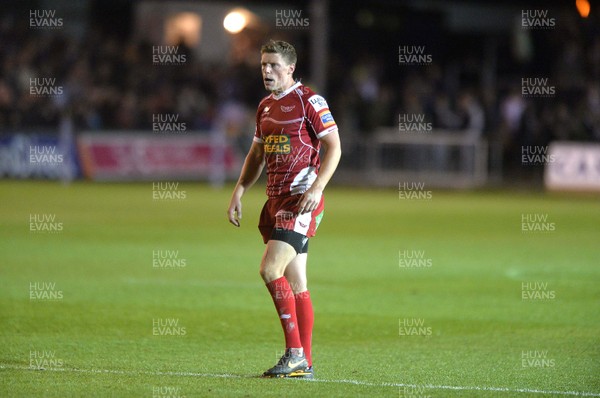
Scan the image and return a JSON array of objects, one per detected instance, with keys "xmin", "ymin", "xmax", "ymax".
[{"xmin": 227, "ymin": 40, "xmax": 341, "ymax": 379}]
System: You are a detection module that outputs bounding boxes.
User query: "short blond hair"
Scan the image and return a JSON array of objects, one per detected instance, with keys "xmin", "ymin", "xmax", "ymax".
[{"xmin": 260, "ymin": 40, "xmax": 297, "ymax": 65}]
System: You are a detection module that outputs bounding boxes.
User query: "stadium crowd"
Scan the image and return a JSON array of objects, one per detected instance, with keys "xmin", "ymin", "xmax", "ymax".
[{"xmin": 0, "ymin": 9, "xmax": 598, "ymax": 170}]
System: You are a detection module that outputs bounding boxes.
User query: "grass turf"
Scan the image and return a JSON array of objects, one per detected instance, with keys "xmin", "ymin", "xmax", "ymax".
[{"xmin": 0, "ymin": 180, "xmax": 599, "ymax": 397}]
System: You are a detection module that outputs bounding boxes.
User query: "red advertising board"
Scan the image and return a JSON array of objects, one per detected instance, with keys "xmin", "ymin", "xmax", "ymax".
[{"xmin": 78, "ymin": 133, "xmax": 239, "ymax": 181}]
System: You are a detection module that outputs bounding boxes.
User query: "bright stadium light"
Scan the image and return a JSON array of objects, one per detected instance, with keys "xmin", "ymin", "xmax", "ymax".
[
  {"xmin": 224, "ymin": 10, "xmax": 247, "ymax": 33},
  {"xmin": 576, "ymin": 0, "xmax": 590, "ymax": 18}
]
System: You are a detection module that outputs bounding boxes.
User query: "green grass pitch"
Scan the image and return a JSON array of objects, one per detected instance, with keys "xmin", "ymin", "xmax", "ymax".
[{"xmin": 1, "ymin": 180, "xmax": 599, "ymax": 397}]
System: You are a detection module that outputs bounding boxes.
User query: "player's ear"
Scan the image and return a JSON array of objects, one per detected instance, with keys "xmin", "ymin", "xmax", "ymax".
[{"xmin": 288, "ymin": 63, "xmax": 295, "ymax": 75}]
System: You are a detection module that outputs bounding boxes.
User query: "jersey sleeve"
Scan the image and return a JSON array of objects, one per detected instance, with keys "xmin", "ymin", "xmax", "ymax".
[{"xmin": 305, "ymin": 94, "xmax": 338, "ymax": 139}]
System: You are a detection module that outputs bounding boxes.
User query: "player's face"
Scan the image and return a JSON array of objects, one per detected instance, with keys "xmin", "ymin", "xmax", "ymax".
[{"xmin": 261, "ymin": 53, "xmax": 295, "ymax": 94}]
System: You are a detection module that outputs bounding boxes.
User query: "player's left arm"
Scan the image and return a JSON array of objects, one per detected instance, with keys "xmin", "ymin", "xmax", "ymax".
[{"xmin": 297, "ymin": 130, "xmax": 342, "ymax": 214}]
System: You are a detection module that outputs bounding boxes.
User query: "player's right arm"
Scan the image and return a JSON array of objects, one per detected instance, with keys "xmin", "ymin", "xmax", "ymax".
[{"xmin": 227, "ymin": 140, "xmax": 265, "ymax": 227}]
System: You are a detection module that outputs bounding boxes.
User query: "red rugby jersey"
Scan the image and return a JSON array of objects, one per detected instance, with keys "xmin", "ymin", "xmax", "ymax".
[{"xmin": 253, "ymin": 81, "xmax": 338, "ymax": 198}]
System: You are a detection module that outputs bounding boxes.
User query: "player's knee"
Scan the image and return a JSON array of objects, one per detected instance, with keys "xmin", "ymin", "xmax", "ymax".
[{"xmin": 259, "ymin": 264, "xmax": 283, "ymax": 283}]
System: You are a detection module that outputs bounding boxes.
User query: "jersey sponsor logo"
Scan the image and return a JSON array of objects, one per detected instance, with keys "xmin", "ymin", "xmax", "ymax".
[
  {"xmin": 319, "ymin": 110, "xmax": 335, "ymax": 128},
  {"xmin": 264, "ymin": 134, "xmax": 291, "ymax": 154},
  {"xmin": 280, "ymin": 105, "xmax": 295, "ymax": 112},
  {"xmin": 308, "ymin": 95, "xmax": 328, "ymax": 112},
  {"xmin": 263, "ymin": 106, "xmax": 270, "ymax": 114}
]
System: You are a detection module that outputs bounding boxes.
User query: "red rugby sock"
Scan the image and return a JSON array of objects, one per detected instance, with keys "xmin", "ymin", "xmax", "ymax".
[
  {"xmin": 294, "ymin": 290, "xmax": 314, "ymax": 367},
  {"xmin": 266, "ymin": 277, "xmax": 302, "ymax": 349}
]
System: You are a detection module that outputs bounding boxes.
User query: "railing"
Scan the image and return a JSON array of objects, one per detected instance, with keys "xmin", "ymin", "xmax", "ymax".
[{"xmin": 338, "ymin": 128, "xmax": 488, "ymax": 188}]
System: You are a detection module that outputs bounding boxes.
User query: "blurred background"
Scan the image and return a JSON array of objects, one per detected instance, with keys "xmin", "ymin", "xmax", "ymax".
[{"xmin": 0, "ymin": 0, "xmax": 599, "ymax": 191}]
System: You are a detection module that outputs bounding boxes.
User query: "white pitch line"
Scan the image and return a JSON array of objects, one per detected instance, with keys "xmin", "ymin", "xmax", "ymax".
[{"xmin": 1, "ymin": 364, "xmax": 599, "ymax": 397}]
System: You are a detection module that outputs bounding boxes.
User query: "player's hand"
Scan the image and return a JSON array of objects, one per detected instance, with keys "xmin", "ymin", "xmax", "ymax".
[
  {"xmin": 227, "ymin": 198, "xmax": 242, "ymax": 227},
  {"xmin": 297, "ymin": 187, "xmax": 322, "ymax": 215}
]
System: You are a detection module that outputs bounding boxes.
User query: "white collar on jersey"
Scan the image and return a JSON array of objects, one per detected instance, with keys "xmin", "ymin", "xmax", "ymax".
[{"xmin": 271, "ymin": 81, "xmax": 302, "ymax": 100}]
